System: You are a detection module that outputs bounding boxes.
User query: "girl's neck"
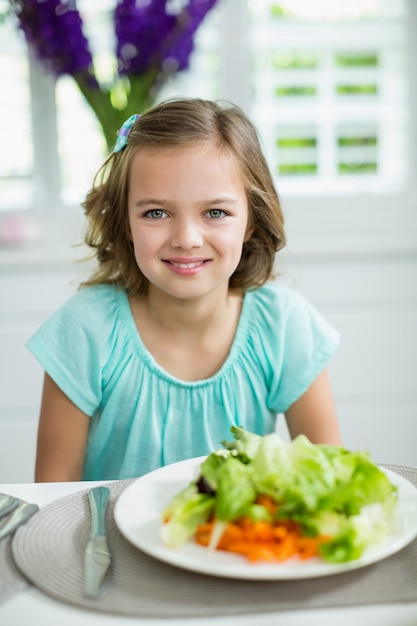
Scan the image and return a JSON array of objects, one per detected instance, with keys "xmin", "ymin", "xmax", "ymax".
[
  {"xmin": 135, "ymin": 286, "xmax": 242, "ymax": 335},
  {"xmin": 128, "ymin": 286, "xmax": 244, "ymax": 380}
]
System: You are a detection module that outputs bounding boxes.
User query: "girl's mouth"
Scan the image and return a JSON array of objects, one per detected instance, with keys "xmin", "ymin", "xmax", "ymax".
[
  {"xmin": 170, "ymin": 260, "xmax": 205, "ymax": 269},
  {"xmin": 163, "ymin": 258, "xmax": 210, "ymax": 275}
]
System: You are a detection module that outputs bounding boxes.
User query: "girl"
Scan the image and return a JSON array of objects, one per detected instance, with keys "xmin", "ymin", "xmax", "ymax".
[{"xmin": 27, "ymin": 98, "xmax": 341, "ymax": 482}]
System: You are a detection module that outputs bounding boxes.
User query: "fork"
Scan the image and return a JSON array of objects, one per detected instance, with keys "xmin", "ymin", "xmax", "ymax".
[{"xmin": 0, "ymin": 500, "xmax": 39, "ymax": 541}]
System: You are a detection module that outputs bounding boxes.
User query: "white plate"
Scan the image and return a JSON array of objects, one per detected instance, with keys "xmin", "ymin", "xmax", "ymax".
[{"xmin": 114, "ymin": 457, "xmax": 417, "ymax": 580}]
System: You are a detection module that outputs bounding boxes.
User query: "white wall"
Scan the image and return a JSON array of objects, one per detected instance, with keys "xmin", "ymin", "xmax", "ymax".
[
  {"xmin": 0, "ymin": 228, "xmax": 89, "ymax": 483},
  {"xmin": 277, "ymin": 252, "xmax": 417, "ymax": 466},
  {"xmin": 1, "ymin": 230, "xmax": 416, "ymax": 482}
]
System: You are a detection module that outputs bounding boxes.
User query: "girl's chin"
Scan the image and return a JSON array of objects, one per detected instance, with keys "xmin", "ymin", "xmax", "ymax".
[{"xmin": 148, "ymin": 281, "xmax": 229, "ymax": 302}]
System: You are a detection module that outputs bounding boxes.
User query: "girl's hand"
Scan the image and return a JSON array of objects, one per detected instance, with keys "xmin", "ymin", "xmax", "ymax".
[
  {"xmin": 35, "ymin": 374, "xmax": 90, "ymax": 482},
  {"xmin": 284, "ymin": 369, "xmax": 342, "ymax": 445}
]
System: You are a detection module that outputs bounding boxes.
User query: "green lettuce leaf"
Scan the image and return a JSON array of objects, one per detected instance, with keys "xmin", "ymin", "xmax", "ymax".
[
  {"xmin": 211, "ymin": 456, "xmax": 257, "ymax": 522},
  {"xmin": 161, "ymin": 483, "xmax": 214, "ymax": 548},
  {"xmin": 199, "ymin": 449, "xmax": 230, "ymax": 490},
  {"xmin": 318, "ymin": 502, "xmax": 395, "ymax": 562},
  {"xmin": 221, "ymin": 426, "xmax": 263, "ymax": 462}
]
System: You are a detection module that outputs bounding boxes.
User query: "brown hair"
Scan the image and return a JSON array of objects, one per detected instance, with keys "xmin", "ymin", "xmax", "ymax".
[{"xmin": 82, "ymin": 97, "xmax": 286, "ymax": 294}]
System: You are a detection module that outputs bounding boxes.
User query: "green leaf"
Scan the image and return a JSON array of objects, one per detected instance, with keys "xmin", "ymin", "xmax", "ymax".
[
  {"xmin": 214, "ymin": 457, "xmax": 257, "ymax": 522},
  {"xmin": 161, "ymin": 483, "xmax": 214, "ymax": 548}
]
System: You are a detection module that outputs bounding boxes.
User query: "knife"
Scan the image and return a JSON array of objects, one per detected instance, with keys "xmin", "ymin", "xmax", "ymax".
[
  {"xmin": 83, "ymin": 486, "xmax": 111, "ymax": 597},
  {"xmin": 0, "ymin": 502, "xmax": 39, "ymax": 540},
  {"xmin": 0, "ymin": 494, "xmax": 19, "ymax": 520}
]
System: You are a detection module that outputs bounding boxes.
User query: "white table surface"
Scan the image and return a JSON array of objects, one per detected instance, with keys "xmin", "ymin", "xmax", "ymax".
[{"xmin": 0, "ymin": 481, "xmax": 416, "ymax": 626}]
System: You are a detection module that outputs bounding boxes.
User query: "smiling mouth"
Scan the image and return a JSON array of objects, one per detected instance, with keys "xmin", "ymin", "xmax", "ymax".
[{"xmin": 165, "ymin": 260, "xmax": 209, "ymax": 269}]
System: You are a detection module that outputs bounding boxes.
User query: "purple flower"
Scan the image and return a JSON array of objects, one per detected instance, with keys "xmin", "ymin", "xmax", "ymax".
[
  {"xmin": 115, "ymin": 0, "xmax": 218, "ymax": 76},
  {"xmin": 163, "ymin": 0, "xmax": 218, "ymax": 72},
  {"xmin": 11, "ymin": 0, "xmax": 96, "ymax": 80},
  {"xmin": 12, "ymin": 0, "xmax": 218, "ymax": 83},
  {"xmin": 115, "ymin": 0, "xmax": 175, "ymax": 75},
  {"xmin": 10, "ymin": 0, "xmax": 219, "ymax": 148}
]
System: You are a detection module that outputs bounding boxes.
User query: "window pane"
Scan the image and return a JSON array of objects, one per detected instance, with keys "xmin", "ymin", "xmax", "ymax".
[
  {"xmin": 0, "ymin": 2, "xmax": 33, "ymax": 212},
  {"xmin": 56, "ymin": 78, "xmax": 107, "ymax": 208},
  {"xmin": 56, "ymin": 1, "xmax": 118, "ymax": 208},
  {"xmin": 249, "ymin": 0, "xmax": 410, "ymax": 197}
]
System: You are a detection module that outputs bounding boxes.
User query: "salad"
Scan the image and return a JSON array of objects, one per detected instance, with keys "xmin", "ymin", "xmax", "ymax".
[{"xmin": 161, "ymin": 427, "xmax": 398, "ymax": 564}]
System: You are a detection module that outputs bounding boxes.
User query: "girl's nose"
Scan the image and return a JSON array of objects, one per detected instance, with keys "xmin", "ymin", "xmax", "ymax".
[{"xmin": 170, "ymin": 219, "xmax": 203, "ymax": 249}]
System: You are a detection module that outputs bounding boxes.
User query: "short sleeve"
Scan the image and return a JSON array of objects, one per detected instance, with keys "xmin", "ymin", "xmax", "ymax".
[
  {"xmin": 26, "ymin": 288, "xmax": 111, "ymax": 415},
  {"xmin": 263, "ymin": 284, "xmax": 340, "ymax": 414}
]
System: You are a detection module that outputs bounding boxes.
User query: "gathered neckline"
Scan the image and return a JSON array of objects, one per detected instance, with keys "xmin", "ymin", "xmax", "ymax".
[{"xmin": 117, "ymin": 289, "xmax": 253, "ymax": 388}]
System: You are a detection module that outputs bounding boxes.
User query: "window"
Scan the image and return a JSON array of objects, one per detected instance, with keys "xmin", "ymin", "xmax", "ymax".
[
  {"xmin": 1, "ymin": 0, "xmax": 415, "ymax": 235},
  {"xmin": 249, "ymin": 0, "xmax": 411, "ymax": 201}
]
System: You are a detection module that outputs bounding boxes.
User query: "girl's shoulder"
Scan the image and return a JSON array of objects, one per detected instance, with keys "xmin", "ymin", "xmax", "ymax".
[
  {"xmin": 68, "ymin": 283, "xmax": 125, "ymax": 304},
  {"xmin": 244, "ymin": 280, "xmax": 339, "ymax": 345},
  {"xmin": 61, "ymin": 284, "xmax": 127, "ymax": 316},
  {"xmin": 43, "ymin": 284, "xmax": 130, "ymax": 338},
  {"xmin": 246, "ymin": 280, "xmax": 308, "ymax": 318}
]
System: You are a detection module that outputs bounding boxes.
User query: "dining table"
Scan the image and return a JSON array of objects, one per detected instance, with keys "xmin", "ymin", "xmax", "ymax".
[{"xmin": 1, "ymin": 469, "xmax": 417, "ymax": 626}]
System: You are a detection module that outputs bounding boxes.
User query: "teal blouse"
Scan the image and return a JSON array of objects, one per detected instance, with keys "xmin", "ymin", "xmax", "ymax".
[{"xmin": 26, "ymin": 282, "xmax": 339, "ymax": 480}]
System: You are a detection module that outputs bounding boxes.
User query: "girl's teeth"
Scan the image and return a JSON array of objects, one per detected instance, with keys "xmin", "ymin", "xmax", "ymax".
[{"xmin": 171, "ymin": 261, "xmax": 203, "ymax": 269}]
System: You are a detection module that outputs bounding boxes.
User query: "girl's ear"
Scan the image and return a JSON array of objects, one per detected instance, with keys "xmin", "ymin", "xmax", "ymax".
[{"xmin": 244, "ymin": 225, "xmax": 254, "ymax": 242}]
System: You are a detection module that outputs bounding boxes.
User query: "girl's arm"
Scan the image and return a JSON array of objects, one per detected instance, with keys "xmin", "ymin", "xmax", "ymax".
[
  {"xmin": 284, "ymin": 369, "xmax": 342, "ymax": 445},
  {"xmin": 34, "ymin": 373, "xmax": 90, "ymax": 482}
]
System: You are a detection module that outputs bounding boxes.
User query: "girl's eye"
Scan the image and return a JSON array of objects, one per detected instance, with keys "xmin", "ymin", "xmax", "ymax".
[
  {"xmin": 145, "ymin": 209, "xmax": 167, "ymax": 219},
  {"xmin": 207, "ymin": 209, "xmax": 227, "ymax": 219}
]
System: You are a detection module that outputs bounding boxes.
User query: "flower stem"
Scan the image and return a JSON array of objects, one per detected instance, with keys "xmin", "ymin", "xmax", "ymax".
[{"xmin": 73, "ymin": 72, "xmax": 159, "ymax": 153}]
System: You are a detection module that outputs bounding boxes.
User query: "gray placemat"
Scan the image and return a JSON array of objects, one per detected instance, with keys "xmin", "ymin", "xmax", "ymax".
[
  {"xmin": 0, "ymin": 500, "xmax": 31, "ymax": 604},
  {"xmin": 8, "ymin": 464, "xmax": 417, "ymax": 618}
]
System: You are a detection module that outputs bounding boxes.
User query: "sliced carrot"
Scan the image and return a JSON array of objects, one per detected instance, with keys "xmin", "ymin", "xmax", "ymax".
[
  {"xmin": 255, "ymin": 494, "xmax": 278, "ymax": 516},
  {"xmin": 195, "ymin": 516, "xmax": 329, "ymax": 563}
]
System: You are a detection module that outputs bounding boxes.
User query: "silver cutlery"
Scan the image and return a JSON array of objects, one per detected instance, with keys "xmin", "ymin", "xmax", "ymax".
[
  {"xmin": 0, "ymin": 501, "xmax": 39, "ymax": 540},
  {"xmin": 83, "ymin": 486, "xmax": 112, "ymax": 598},
  {"xmin": 0, "ymin": 494, "xmax": 19, "ymax": 520}
]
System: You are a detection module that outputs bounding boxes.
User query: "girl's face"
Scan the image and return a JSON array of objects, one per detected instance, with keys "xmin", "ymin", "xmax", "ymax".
[{"xmin": 127, "ymin": 143, "xmax": 251, "ymax": 303}]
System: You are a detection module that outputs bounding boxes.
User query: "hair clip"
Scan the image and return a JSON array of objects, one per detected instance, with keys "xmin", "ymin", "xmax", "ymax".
[{"xmin": 113, "ymin": 114, "xmax": 141, "ymax": 153}]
